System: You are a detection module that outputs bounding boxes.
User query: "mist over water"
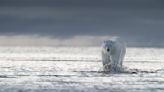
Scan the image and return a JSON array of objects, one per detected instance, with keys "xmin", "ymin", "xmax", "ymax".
[{"xmin": 0, "ymin": 35, "xmax": 112, "ymax": 46}]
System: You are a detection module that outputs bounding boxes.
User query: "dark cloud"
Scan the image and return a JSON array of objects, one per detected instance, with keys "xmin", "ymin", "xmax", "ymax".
[
  {"xmin": 0, "ymin": 0, "xmax": 164, "ymax": 9},
  {"xmin": 0, "ymin": 0, "xmax": 164, "ymax": 47}
]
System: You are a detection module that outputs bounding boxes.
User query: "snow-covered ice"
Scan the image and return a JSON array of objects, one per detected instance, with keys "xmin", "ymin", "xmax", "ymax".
[{"xmin": 0, "ymin": 46, "xmax": 163, "ymax": 92}]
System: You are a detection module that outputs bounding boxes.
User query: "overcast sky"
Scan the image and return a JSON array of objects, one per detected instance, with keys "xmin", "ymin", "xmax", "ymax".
[{"xmin": 0, "ymin": 0, "xmax": 164, "ymax": 47}]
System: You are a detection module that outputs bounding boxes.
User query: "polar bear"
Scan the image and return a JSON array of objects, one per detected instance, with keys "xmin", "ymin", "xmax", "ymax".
[{"xmin": 102, "ymin": 37, "xmax": 126, "ymax": 72}]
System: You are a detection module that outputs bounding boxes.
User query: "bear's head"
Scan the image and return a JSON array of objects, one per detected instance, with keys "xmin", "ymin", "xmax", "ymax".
[{"xmin": 102, "ymin": 40, "xmax": 115, "ymax": 55}]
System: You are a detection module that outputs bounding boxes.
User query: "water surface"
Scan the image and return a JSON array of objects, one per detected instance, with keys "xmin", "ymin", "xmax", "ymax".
[{"xmin": 0, "ymin": 47, "xmax": 163, "ymax": 92}]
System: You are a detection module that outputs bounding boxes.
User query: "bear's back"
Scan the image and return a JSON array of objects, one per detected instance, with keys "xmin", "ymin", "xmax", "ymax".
[{"xmin": 110, "ymin": 37, "xmax": 126, "ymax": 48}]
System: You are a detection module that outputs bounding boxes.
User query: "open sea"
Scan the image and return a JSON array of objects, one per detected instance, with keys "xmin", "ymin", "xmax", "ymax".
[{"xmin": 0, "ymin": 46, "xmax": 163, "ymax": 92}]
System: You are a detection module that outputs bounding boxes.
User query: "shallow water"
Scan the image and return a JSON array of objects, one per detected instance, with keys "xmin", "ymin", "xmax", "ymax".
[{"xmin": 0, "ymin": 46, "xmax": 164, "ymax": 92}]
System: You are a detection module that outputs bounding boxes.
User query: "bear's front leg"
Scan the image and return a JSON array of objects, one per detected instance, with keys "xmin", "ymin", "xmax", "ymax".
[{"xmin": 103, "ymin": 62, "xmax": 112, "ymax": 72}]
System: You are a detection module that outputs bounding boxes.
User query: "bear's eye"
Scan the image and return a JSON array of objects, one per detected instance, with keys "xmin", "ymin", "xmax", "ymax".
[{"xmin": 107, "ymin": 48, "xmax": 110, "ymax": 52}]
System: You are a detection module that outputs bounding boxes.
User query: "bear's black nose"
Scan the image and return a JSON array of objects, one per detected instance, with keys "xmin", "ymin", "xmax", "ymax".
[{"xmin": 107, "ymin": 48, "xmax": 110, "ymax": 52}]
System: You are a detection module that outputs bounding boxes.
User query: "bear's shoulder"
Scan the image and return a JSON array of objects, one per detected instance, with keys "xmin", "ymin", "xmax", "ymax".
[{"xmin": 110, "ymin": 37, "xmax": 125, "ymax": 46}]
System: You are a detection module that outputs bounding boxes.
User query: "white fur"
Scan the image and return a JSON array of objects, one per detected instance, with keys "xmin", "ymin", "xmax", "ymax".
[{"xmin": 102, "ymin": 37, "xmax": 126, "ymax": 72}]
